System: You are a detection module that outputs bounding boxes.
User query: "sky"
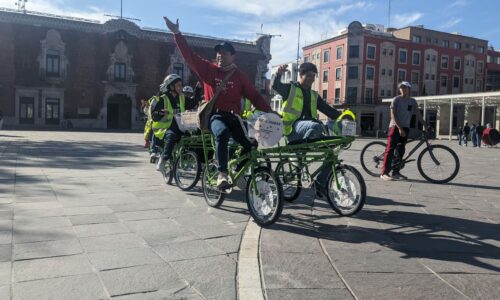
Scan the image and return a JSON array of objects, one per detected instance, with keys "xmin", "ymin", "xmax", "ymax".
[{"xmin": 2, "ymin": 0, "xmax": 500, "ymax": 75}]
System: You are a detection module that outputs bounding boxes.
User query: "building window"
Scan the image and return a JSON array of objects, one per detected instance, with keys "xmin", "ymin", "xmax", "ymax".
[
  {"xmin": 426, "ymin": 37, "xmax": 432, "ymax": 43},
  {"xmin": 388, "ymin": 69, "xmax": 393, "ymax": 76},
  {"xmin": 323, "ymin": 50, "xmax": 330, "ymax": 63},
  {"xmin": 173, "ymin": 63, "xmax": 184, "ymax": 80},
  {"xmin": 304, "ymin": 56, "xmax": 309, "ymax": 63},
  {"xmin": 442, "ymin": 40, "xmax": 449, "ymax": 48},
  {"xmin": 367, "ymin": 45, "xmax": 376, "ymax": 59},
  {"xmin": 466, "ymin": 60, "xmax": 469, "ymax": 66},
  {"xmin": 440, "ymin": 75, "xmax": 448, "ymax": 87},
  {"xmin": 348, "ymin": 66, "xmax": 358, "ymax": 79},
  {"xmin": 387, "ymin": 89, "xmax": 392, "ymax": 97},
  {"xmin": 336, "ymin": 46, "xmax": 343, "ymax": 60},
  {"xmin": 398, "ymin": 69, "xmax": 406, "ymax": 82},
  {"xmin": 465, "ymin": 78, "xmax": 469, "ymax": 84},
  {"xmin": 382, "ymin": 48, "xmax": 387, "ymax": 55},
  {"xmin": 453, "ymin": 76, "xmax": 460, "ymax": 88},
  {"xmin": 335, "ymin": 67, "xmax": 342, "ymax": 80},
  {"xmin": 322, "ymin": 89, "xmax": 328, "ymax": 100},
  {"xmin": 471, "ymin": 60, "xmax": 475, "ymax": 67},
  {"xmin": 412, "ymin": 51, "xmax": 421, "ymax": 65},
  {"xmin": 399, "ymin": 49, "xmax": 407, "ymax": 64},
  {"xmin": 323, "ymin": 70, "xmax": 329, "ymax": 82},
  {"xmin": 114, "ymin": 63, "xmax": 126, "ymax": 81},
  {"xmin": 381, "ymin": 89, "xmax": 385, "ymax": 97},
  {"xmin": 431, "ymin": 74, "xmax": 435, "ymax": 80},
  {"xmin": 412, "ymin": 35, "xmax": 422, "ymax": 43},
  {"xmin": 432, "ymin": 55, "xmax": 436, "ymax": 62},
  {"xmin": 366, "ymin": 66, "xmax": 375, "ymax": 80},
  {"xmin": 454, "ymin": 57, "xmax": 461, "ymax": 71},
  {"xmin": 365, "ymin": 88, "xmax": 373, "ymax": 104},
  {"xmin": 411, "ymin": 71, "xmax": 419, "ymax": 86},
  {"xmin": 348, "ymin": 45, "xmax": 359, "ymax": 58},
  {"xmin": 334, "ymin": 88, "xmax": 341, "ymax": 104},
  {"xmin": 46, "ymin": 50, "xmax": 60, "ymax": 77},
  {"xmin": 441, "ymin": 56, "xmax": 449, "ymax": 69},
  {"xmin": 45, "ymin": 98, "xmax": 60, "ymax": 125},
  {"xmin": 425, "ymin": 73, "xmax": 429, "ymax": 80},
  {"xmin": 478, "ymin": 46, "xmax": 484, "ymax": 54},
  {"xmin": 470, "ymin": 78, "xmax": 474, "ymax": 85},
  {"xmin": 426, "ymin": 54, "xmax": 430, "ymax": 61},
  {"xmin": 433, "ymin": 38, "xmax": 439, "ymax": 44},
  {"xmin": 389, "ymin": 49, "xmax": 394, "ymax": 56},
  {"xmin": 454, "ymin": 42, "xmax": 462, "ymax": 49},
  {"xmin": 381, "ymin": 68, "xmax": 386, "ymax": 76},
  {"xmin": 465, "ymin": 43, "xmax": 470, "ymax": 49},
  {"xmin": 478, "ymin": 61, "xmax": 484, "ymax": 73},
  {"xmin": 346, "ymin": 87, "xmax": 357, "ymax": 103}
]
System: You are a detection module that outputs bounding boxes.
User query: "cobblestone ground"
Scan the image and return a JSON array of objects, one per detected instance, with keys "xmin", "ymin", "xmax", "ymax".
[{"xmin": 0, "ymin": 130, "xmax": 499, "ymax": 299}]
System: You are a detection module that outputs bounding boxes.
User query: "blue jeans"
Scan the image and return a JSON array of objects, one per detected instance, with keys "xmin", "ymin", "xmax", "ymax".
[
  {"xmin": 210, "ymin": 113, "xmax": 252, "ymax": 173},
  {"xmin": 287, "ymin": 120, "xmax": 330, "ymax": 191}
]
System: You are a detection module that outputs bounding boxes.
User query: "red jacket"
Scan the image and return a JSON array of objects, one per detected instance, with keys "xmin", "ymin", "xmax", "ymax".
[{"xmin": 174, "ymin": 33, "xmax": 271, "ymax": 114}]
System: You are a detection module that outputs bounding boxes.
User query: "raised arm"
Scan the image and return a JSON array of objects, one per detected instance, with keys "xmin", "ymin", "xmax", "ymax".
[
  {"xmin": 241, "ymin": 72, "xmax": 272, "ymax": 112},
  {"xmin": 271, "ymin": 65, "xmax": 292, "ymax": 98},
  {"xmin": 163, "ymin": 17, "xmax": 215, "ymax": 82}
]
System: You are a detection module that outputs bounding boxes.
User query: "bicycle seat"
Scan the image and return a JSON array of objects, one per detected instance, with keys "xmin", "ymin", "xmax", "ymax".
[{"xmin": 287, "ymin": 136, "xmax": 343, "ymax": 145}]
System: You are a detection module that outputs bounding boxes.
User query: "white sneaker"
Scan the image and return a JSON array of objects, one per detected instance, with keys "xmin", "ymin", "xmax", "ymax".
[
  {"xmin": 150, "ymin": 152, "xmax": 157, "ymax": 158},
  {"xmin": 380, "ymin": 174, "xmax": 393, "ymax": 181},
  {"xmin": 217, "ymin": 172, "xmax": 230, "ymax": 189},
  {"xmin": 156, "ymin": 157, "xmax": 165, "ymax": 171}
]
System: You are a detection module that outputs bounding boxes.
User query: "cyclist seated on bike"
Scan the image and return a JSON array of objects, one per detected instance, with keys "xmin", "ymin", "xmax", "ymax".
[
  {"xmin": 152, "ymin": 74, "xmax": 200, "ymax": 172},
  {"xmin": 164, "ymin": 16, "xmax": 274, "ymax": 190},
  {"xmin": 381, "ymin": 81, "xmax": 427, "ymax": 181},
  {"xmin": 272, "ymin": 62, "xmax": 342, "ymax": 198}
]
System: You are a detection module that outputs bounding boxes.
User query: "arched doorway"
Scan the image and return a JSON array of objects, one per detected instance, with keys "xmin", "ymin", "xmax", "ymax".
[{"xmin": 107, "ymin": 94, "xmax": 131, "ymax": 129}]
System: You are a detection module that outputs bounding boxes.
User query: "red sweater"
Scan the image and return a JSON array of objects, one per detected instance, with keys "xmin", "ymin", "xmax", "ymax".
[{"xmin": 174, "ymin": 33, "xmax": 271, "ymax": 114}]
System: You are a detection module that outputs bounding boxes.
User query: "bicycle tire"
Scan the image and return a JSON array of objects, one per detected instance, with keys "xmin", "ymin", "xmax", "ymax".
[
  {"xmin": 174, "ymin": 151, "xmax": 202, "ymax": 191},
  {"xmin": 326, "ymin": 164, "xmax": 366, "ymax": 216},
  {"xmin": 275, "ymin": 161, "xmax": 302, "ymax": 202},
  {"xmin": 201, "ymin": 162, "xmax": 225, "ymax": 207},
  {"xmin": 360, "ymin": 141, "xmax": 387, "ymax": 177},
  {"xmin": 246, "ymin": 167, "xmax": 284, "ymax": 227},
  {"xmin": 161, "ymin": 162, "xmax": 174, "ymax": 185},
  {"xmin": 417, "ymin": 144, "xmax": 460, "ymax": 184}
]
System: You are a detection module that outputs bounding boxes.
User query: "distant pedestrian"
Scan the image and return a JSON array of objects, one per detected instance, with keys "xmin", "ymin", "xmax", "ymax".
[
  {"xmin": 475, "ymin": 124, "xmax": 484, "ymax": 148},
  {"xmin": 471, "ymin": 123, "xmax": 477, "ymax": 147},
  {"xmin": 457, "ymin": 126, "xmax": 463, "ymax": 145},
  {"xmin": 463, "ymin": 122, "xmax": 470, "ymax": 146}
]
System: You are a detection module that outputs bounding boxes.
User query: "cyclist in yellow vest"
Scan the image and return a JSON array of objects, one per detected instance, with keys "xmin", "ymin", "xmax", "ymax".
[
  {"xmin": 151, "ymin": 74, "xmax": 198, "ymax": 172},
  {"xmin": 272, "ymin": 62, "xmax": 344, "ymax": 199}
]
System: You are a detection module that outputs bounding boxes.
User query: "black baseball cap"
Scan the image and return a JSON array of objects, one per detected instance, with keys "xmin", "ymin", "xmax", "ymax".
[{"xmin": 214, "ymin": 42, "xmax": 236, "ymax": 55}]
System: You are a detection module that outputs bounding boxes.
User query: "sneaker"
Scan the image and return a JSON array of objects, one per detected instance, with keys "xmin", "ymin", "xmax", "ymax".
[
  {"xmin": 380, "ymin": 174, "xmax": 393, "ymax": 181},
  {"xmin": 217, "ymin": 172, "xmax": 230, "ymax": 190},
  {"xmin": 156, "ymin": 157, "xmax": 165, "ymax": 172},
  {"xmin": 392, "ymin": 173, "xmax": 408, "ymax": 180}
]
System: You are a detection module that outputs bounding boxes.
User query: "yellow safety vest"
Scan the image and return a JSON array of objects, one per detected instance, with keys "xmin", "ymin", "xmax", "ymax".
[
  {"xmin": 281, "ymin": 85, "xmax": 318, "ymax": 135},
  {"xmin": 152, "ymin": 94, "xmax": 185, "ymax": 139},
  {"xmin": 331, "ymin": 109, "xmax": 356, "ymax": 136},
  {"xmin": 241, "ymin": 98, "xmax": 253, "ymax": 119}
]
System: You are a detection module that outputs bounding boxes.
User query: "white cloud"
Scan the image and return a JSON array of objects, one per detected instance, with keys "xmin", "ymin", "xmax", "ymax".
[
  {"xmin": 391, "ymin": 12, "xmax": 423, "ymax": 28},
  {"xmin": 0, "ymin": 0, "xmax": 110, "ymax": 22},
  {"xmin": 449, "ymin": 0, "xmax": 469, "ymax": 8},
  {"xmin": 191, "ymin": 0, "xmax": 340, "ymax": 18},
  {"xmin": 440, "ymin": 17, "xmax": 463, "ymax": 29}
]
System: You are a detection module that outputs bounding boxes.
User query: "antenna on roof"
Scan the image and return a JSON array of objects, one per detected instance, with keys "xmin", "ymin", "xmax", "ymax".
[
  {"xmin": 256, "ymin": 24, "xmax": 281, "ymax": 38},
  {"xmin": 14, "ymin": 0, "xmax": 27, "ymax": 13},
  {"xmin": 388, "ymin": 0, "xmax": 391, "ymax": 28},
  {"xmin": 104, "ymin": 0, "xmax": 141, "ymax": 22}
]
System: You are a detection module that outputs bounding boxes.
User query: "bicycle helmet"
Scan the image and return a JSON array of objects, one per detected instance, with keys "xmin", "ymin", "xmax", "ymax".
[
  {"xmin": 159, "ymin": 74, "xmax": 182, "ymax": 93},
  {"xmin": 182, "ymin": 86, "xmax": 194, "ymax": 93}
]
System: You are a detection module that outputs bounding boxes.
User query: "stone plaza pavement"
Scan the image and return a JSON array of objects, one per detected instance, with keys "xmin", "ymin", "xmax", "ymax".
[{"xmin": 0, "ymin": 130, "xmax": 499, "ymax": 299}]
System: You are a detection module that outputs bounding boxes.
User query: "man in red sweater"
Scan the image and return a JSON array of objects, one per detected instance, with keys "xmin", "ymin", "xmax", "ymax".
[{"xmin": 164, "ymin": 17, "xmax": 273, "ymax": 190}]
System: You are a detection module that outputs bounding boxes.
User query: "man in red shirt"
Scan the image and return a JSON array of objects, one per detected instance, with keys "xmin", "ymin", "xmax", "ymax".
[{"xmin": 164, "ymin": 17, "xmax": 273, "ymax": 190}]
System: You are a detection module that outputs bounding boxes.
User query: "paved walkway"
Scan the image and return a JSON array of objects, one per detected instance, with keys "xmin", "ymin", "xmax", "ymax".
[{"xmin": 0, "ymin": 130, "xmax": 499, "ymax": 299}]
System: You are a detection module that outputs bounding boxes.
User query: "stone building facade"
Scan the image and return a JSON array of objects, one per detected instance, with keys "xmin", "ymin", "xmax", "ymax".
[{"xmin": 0, "ymin": 9, "xmax": 272, "ymax": 129}]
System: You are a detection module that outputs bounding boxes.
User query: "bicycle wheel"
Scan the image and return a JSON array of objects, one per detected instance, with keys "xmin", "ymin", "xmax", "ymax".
[
  {"xmin": 161, "ymin": 161, "xmax": 173, "ymax": 185},
  {"xmin": 275, "ymin": 160, "xmax": 301, "ymax": 202},
  {"xmin": 360, "ymin": 141, "xmax": 387, "ymax": 177},
  {"xmin": 201, "ymin": 162, "xmax": 225, "ymax": 207},
  {"xmin": 326, "ymin": 164, "xmax": 366, "ymax": 216},
  {"xmin": 246, "ymin": 167, "xmax": 283, "ymax": 227},
  {"xmin": 174, "ymin": 151, "xmax": 201, "ymax": 191},
  {"xmin": 417, "ymin": 145, "xmax": 460, "ymax": 184}
]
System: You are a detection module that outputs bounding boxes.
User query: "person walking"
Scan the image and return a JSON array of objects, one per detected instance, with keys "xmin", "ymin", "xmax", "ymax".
[
  {"xmin": 381, "ymin": 81, "xmax": 427, "ymax": 181},
  {"xmin": 463, "ymin": 122, "xmax": 470, "ymax": 146},
  {"xmin": 163, "ymin": 17, "xmax": 273, "ymax": 190},
  {"xmin": 457, "ymin": 126, "xmax": 463, "ymax": 146},
  {"xmin": 476, "ymin": 123, "xmax": 484, "ymax": 147}
]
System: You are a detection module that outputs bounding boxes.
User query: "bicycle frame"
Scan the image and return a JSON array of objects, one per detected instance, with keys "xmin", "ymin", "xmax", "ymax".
[{"xmin": 397, "ymin": 132, "xmax": 437, "ymax": 166}]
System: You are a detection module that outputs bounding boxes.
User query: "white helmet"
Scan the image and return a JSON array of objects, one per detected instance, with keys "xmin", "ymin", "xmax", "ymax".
[
  {"xmin": 159, "ymin": 74, "xmax": 181, "ymax": 93},
  {"xmin": 182, "ymin": 86, "xmax": 194, "ymax": 93}
]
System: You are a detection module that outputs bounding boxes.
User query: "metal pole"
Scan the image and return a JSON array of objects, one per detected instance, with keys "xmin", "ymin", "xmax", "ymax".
[
  {"xmin": 481, "ymin": 96, "xmax": 485, "ymax": 125},
  {"xmin": 296, "ymin": 21, "xmax": 301, "ymax": 79},
  {"xmin": 120, "ymin": 0, "xmax": 123, "ymax": 19},
  {"xmin": 423, "ymin": 99, "xmax": 427, "ymax": 121},
  {"xmin": 449, "ymin": 98, "xmax": 453, "ymax": 141}
]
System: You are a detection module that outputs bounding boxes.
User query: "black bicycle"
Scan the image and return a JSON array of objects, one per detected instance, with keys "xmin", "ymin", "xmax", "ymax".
[{"xmin": 360, "ymin": 130, "xmax": 460, "ymax": 184}]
